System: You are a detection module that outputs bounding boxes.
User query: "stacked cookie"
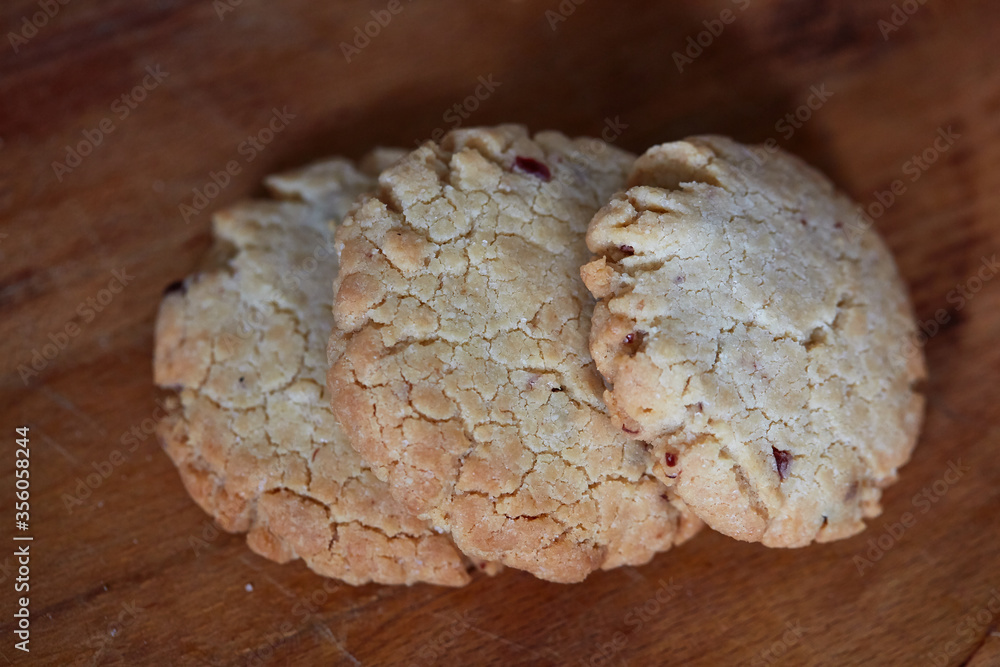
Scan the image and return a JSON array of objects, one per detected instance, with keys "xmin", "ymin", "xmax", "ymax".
[{"xmin": 154, "ymin": 125, "xmax": 925, "ymax": 585}]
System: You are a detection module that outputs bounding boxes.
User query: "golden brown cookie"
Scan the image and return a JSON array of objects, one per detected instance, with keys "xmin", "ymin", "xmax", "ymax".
[
  {"xmin": 154, "ymin": 151, "xmax": 484, "ymax": 586},
  {"xmin": 581, "ymin": 136, "xmax": 926, "ymax": 547},
  {"xmin": 328, "ymin": 126, "xmax": 701, "ymax": 583}
]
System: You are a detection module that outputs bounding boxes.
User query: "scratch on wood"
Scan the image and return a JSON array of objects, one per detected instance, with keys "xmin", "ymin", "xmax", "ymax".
[
  {"xmin": 315, "ymin": 624, "xmax": 362, "ymax": 666},
  {"xmin": 465, "ymin": 623, "xmax": 548, "ymax": 661},
  {"xmin": 33, "ymin": 425, "xmax": 81, "ymax": 465},
  {"xmin": 40, "ymin": 386, "xmax": 109, "ymax": 436}
]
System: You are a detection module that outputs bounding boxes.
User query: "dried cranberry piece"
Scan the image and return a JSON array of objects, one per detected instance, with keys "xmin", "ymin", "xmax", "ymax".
[
  {"xmin": 513, "ymin": 156, "xmax": 551, "ymax": 181},
  {"xmin": 623, "ymin": 331, "xmax": 645, "ymax": 356},
  {"xmin": 773, "ymin": 447, "xmax": 792, "ymax": 480},
  {"xmin": 665, "ymin": 452, "xmax": 677, "ymax": 467},
  {"xmin": 619, "ymin": 245, "xmax": 635, "ymax": 256}
]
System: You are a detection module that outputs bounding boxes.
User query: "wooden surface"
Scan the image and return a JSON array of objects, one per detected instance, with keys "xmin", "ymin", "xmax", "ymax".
[{"xmin": 1, "ymin": 1, "xmax": 998, "ymax": 665}]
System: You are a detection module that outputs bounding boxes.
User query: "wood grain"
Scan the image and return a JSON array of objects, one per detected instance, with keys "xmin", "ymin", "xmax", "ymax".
[{"xmin": 1, "ymin": 0, "xmax": 998, "ymax": 665}]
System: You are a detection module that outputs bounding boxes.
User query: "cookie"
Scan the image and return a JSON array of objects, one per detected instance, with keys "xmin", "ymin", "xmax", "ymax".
[
  {"xmin": 154, "ymin": 151, "xmax": 483, "ymax": 586},
  {"xmin": 580, "ymin": 136, "xmax": 926, "ymax": 547},
  {"xmin": 328, "ymin": 125, "xmax": 701, "ymax": 583}
]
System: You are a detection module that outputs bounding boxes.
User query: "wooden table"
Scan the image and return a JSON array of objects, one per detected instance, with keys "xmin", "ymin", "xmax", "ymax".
[{"xmin": 2, "ymin": 1, "xmax": 998, "ymax": 664}]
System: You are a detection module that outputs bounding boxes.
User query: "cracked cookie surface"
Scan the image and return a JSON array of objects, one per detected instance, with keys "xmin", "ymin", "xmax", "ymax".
[
  {"xmin": 154, "ymin": 150, "xmax": 480, "ymax": 586},
  {"xmin": 328, "ymin": 126, "xmax": 701, "ymax": 583},
  {"xmin": 581, "ymin": 136, "xmax": 926, "ymax": 547}
]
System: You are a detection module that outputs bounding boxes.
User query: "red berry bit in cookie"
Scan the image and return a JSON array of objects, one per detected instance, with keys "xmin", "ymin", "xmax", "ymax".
[
  {"xmin": 513, "ymin": 156, "xmax": 551, "ymax": 181},
  {"xmin": 623, "ymin": 331, "xmax": 645, "ymax": 356},
  {"xmin": 772, "ymin": 447, "xmax": 792, "ymax": 481}
]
